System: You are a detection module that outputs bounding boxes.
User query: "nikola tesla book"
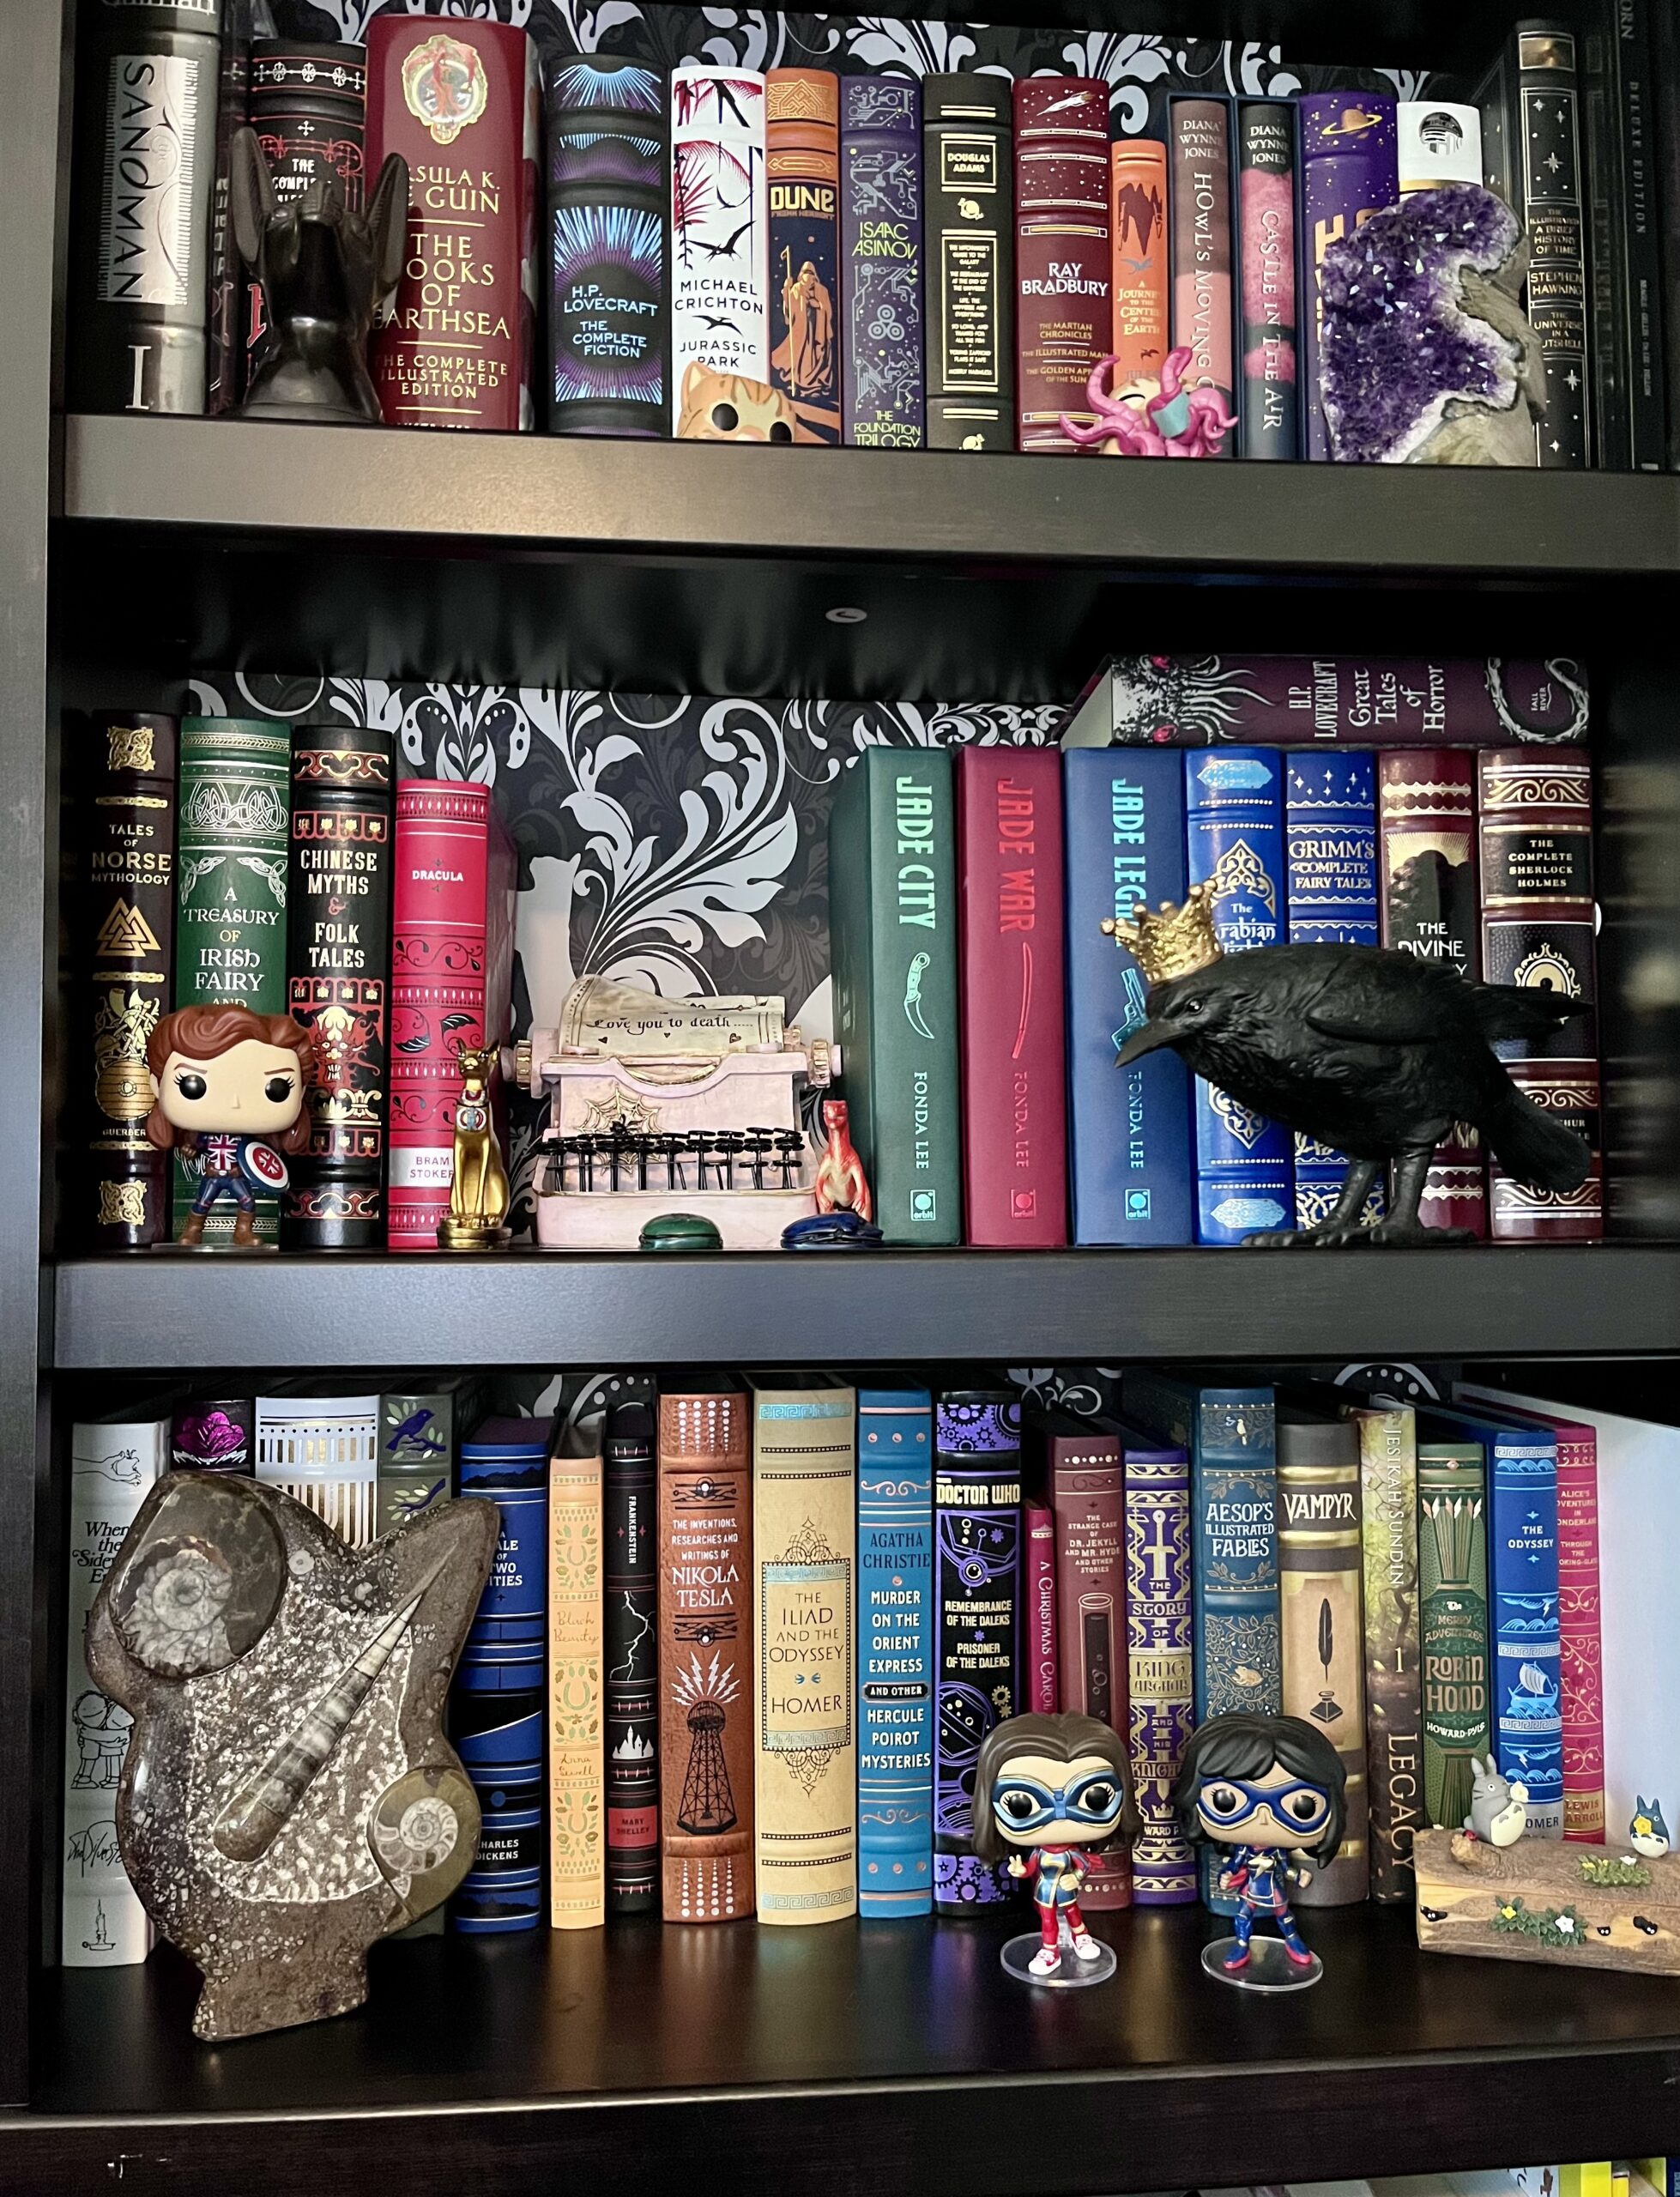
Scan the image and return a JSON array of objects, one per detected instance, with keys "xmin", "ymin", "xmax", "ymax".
[
  {"xmin": 933, "ymin": 1392, "xmax": 1021, "ymax": 1911},
  {"xmin": 955, "ymin": 747, "xmax": 1066, "ymax": 1245},
  {"xmin": 857, "ymin": 1379, "xmax": 934, "ymax": 1917},
  {"xmin": 923, "ymin": 74, "xmax": 1013, "ymax": 449},
  {"xmin": 388, "ymin": 780, "xmax": 517, "ymax": 1251},
  {"xmin": 841, "ymin": 76, "xmax": 925, "ymax": 448},
  {"xmin": 1116, "ymin": 1419, "xmax": 1196, "ymax": 1905},
  {"xmin": 1341, "ymin": 1393, "xmax": 1422, "ymax": 1900},
  {"xmin": 1236, "ymin": 101, "xmax": 1296, "ymax": 457},
  {"xmin": 768, "ymin": 69, "xmax": 840, "ymax": 444},
  {"xmin": 671, "ymin": 68, "xmax": 769, "ymax": 390},
  {"xmin": 1416, "ymin": 1433, "xmax": 1491, "ymax": 1838},
  {"xmin": 1062, "ymin": 747, "xmax": 1192, "ymax": 1247},
  {"xmin": 367, "ymin": 15, "xmax": 540, "ymax": 430},
  {"xmin": 548, "ymin": 1421, "xmax": 606, "ymax": 1929},
  {"xmin": 1024, "ymin": 1498, "xmax": 1058, "ymax": 1713},
  {"xmin": 1169, "ymin": 97, "xmax": 1236, "ymax": 455},
  {"xmin": 1013, "ymin": 76, "xmax": 1110, "ymax": 450},
  {"xmin": 828, "ymin": 747, "xmax": 961, "ymax": 1244},
  {"xmin": 657, "ymin": 1380, "xmax": 753, "ymax": 1921},
  {"xmin": 546, "ymin": 57, "xmax": 668, "ymax": 438},
  {"xmin": 1109, "ymin": 133, "xmax": 1169, "ymax": 392},
  {"xmin": 748, "ymin": 1375, "xmax": 856, "ymax": 1925},
  {"xmin": 604, "ymin": 1399, "xmax": 660, "ymax": 1914},
  {"xmin": 69, "ymin": 711, "xmax": 176, "ymax": 1248},
  {"xmin": 1297, "ymin": 93, "xmax": 1398, "ymax": 460}
]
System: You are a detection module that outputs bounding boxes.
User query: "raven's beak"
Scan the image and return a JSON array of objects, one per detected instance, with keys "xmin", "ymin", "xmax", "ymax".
[{"xmin": 1114, "ymin": 1020, "xmax": 1177, "ymax": 1067}]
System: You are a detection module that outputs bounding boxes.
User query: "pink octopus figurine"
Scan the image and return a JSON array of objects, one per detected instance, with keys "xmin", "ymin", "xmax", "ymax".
[{"xmin": 1060, "ymin": 347, "xmax": 1237, "ymax": 458}]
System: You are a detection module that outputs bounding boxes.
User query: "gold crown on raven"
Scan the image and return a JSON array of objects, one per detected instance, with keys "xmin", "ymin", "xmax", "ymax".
[{"xmin": 1101, "ymin": 883, "xmax": 1223, "ymax": 984}]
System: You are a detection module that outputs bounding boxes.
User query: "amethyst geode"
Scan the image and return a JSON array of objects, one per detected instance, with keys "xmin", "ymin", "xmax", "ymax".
[{"xmin": 1320, "ymin": 183, "xmax": 1545, "ymax": 466}]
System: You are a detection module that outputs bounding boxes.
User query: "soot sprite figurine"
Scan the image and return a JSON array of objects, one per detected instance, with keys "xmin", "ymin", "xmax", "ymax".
[
  {"xmin": 975, "ymin": 1713, "xmax": 1140, "ymax": 1987},
  {"xmin": 1173, "ymin": 1712, "xmax": 1346, "ymax": 1991}
]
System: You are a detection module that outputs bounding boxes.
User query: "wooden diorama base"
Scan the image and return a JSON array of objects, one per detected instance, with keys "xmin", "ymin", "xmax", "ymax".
[{"xmin": 1413, "ymin": 1827, "xmax": 1680, "ymax": 1975}]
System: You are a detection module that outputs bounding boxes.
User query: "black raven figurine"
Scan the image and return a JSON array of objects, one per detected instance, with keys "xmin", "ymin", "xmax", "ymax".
[{"xmin": 1105, "ymin": 885, "xmax": 1591, "ymax": 1247}]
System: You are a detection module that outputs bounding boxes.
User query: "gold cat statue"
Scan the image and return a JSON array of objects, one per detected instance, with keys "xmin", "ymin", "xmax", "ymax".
[
  {"xmin": 675, "ymin": 360, "xmax": 806, "ymax": 442},
  {"xmin": 438, "ymin": 1043, "xmax": 511, "ymax": 1250}
]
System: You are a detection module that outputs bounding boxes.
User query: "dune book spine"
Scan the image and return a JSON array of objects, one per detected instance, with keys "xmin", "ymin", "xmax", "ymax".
[
  {"xmin": 604, "ymin": 1400, "xmax": 661, "ymax": 1914},
  {"xmin": 1417, "ymin": 1437, "xmax": 1491, "ymax": 1837},
  {"xmin": 1109, "ymin": 135, "xmax": 1169, "ymax": 394},
  {"xmin": 923, "ymin": 74, "xmax": 1013, "ymax": 450},
  {"xmin": 1120, "ymin": 1425, "xmax": 1196, "ymax": 1905},
  {"xmin": 1347, "ymin": 1400, "xmax": 1423, "ymax": 1900},
  {"xmin": 767, "ymin": 69, "xmax": 840, "ymax": 444},
  {"xmin": 858, "ymin": 1381, "xmax": 934, "ymax": 1916},
  {"xmin": 670, "ymin": 67, "xmax": 770, "ymax": 390},
  {"xmin": 1297, "ymin": 92, "xmax": 1398, "ymax": 459},
  {"xmin": 1045, "ymin": 1420, "xmax": 1130, "ymax": 1909},
  {"xmin": 1013, "ymin": 76, "xmax": 1110, "ymax": 451},
  {"xmin": 1169, "ymin": 97, "xmax": 1236, "ymax": 456},
  {"xmin": 1236, "ymin": 101, "xmax": 1296, "ymax": 457},
  {"xmin": 841, "ymin": 76, "xmax": 924, "ymax": 448},
  {"xmin": 1515, "ymin": 21, "xmax": 1591, "ymax": 465}
]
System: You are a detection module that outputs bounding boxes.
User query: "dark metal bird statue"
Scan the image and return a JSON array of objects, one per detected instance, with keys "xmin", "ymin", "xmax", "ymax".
[{"xmin": 1104, "ymin": 885, "xmax": 1591, "ymax": 1247}]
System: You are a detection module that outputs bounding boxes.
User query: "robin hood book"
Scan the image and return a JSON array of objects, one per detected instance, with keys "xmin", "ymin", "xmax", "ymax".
[
  {"xmin": 841, "ymin": 76, "xmax": 924, "ymax": 448},
  {"xmin": 1339, "ymin": 1392, "xmax": 1422, "ymax": 1898},
  {"xmin": 1013, "ymin": 77, "xmax": 1109, "ymax": 450},
  {"xmin": 1116, "ymin": 1419, "xmax": 1196, "ymax": 1904},
  {"xmin": 1109, "ymin": 132, "xmax": 1169, "ymax": 394},
  {"xmin": 549, "ymin": 1420, "xmax": 605, "ymax": 1929},
  {"xmin": 1297, "ymin": 93, "xmax": 1397, "ymax": 458},
  {"xmin": 956, "ymin": 747, "xmax": 1066, "ymax": 1246},
  {"xmin": 768, "ymin": 69, "xmax": 840, "ymax": 445},
  {"xmin": 1236, "ymin": 101, "xmax": 1296, "ymax": 457},
  {"xmin": 657, "ymin": 1380, "xmax": 753, "ymax": 1922},
  {"xmin": 923, "ymin": 75, "xmax": 1013, "ymax": 450},
  {"xmin": 1024, "ymin": 1498, "xmax": 1058, "ymax": 1713},
  {"xmin": 748, "ymin": 1375, "xmax": 856, "ymax": 1925},
  {"xmin": 1416, "ymin": 1433, "xmax": 1491, "ymax": 1836},
  {"xmin": 604, "ymin": 1399, "xmax": 661, "ymax": 1914},
  {"xmin": 69, "ymin": 711, "xmax": 177, "ymax": 1248},
  {"xmin": 857, "ymin": 1379, "xmax": 934, "ymax": 1918},
  {"xmin": 671, "ymin": 68, "xmax": 770, "ymax": 391},
  {"xmin": 1169, "ymin": 97, "xmax": 1236, "ymax": 455},
  {"xmin": 367, "ymin": 15, "xmax": 540, "ymax": 430}
]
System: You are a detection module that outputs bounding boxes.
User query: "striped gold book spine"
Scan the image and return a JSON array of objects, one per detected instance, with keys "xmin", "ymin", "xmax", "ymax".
[
  {"xmin": 1351, "ymin": 1401, "xmax": 1423, "ymax": 1898},
  {"xmin": 1278, "ymin": 1415, "xmax": 1367, "ymax": 1906},
  {"xmin": 548, "ymin": 1427, "xmax": 605, "ymax": 1929}
]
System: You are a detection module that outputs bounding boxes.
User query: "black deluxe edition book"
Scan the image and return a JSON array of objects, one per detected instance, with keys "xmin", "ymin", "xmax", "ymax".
[{"xmin": 922, "ymin": 74, "xmax": 1014, "ymax": 451}]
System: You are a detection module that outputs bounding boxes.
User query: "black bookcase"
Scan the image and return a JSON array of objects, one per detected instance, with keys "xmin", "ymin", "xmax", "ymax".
[{"xmin": 7, "ymin": 0, "xmax": 1680, "ymax": 2187}]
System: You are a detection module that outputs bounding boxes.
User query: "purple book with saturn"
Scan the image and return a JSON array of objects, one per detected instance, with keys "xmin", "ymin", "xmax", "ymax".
[
  {"xmin": 841, "ymin": 76, "xmax": 924, "ymax": 447},
  {"xmin": 1297, "ymin": 94, "xmax": 1397, "ymax": 458}
]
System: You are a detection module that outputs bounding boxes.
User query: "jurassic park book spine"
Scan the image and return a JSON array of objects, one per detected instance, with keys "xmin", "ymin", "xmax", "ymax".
[
  {"xmin": 748, "ymin": 1375, "xmax": 857, "ymax": 1925},
  {"xmin": 283, "ymin": 725, "xmax": 392, "ymax": 1250},
  {"xmin": 956, "ymin": 747, "xmax": 1067, "ymax": 1246},
  {"xmin": 1378, "ymin": 750, "xmax": 1488, "ymax": 1237},
  {"xmin": 923, "ymin": 74, "xmax": 1013, "ymax": 450},
  {"xmin": 549, "ymin": 1423, "xmax": 605, "ymax": 1929},
  {"xmin": 1416, "ymin": 1437, "xmax": 1491, "ymax": 1837},
  {"xmin": 171, "ymin": 1392, "xmax": 255, "ymax": 1474},
  {"xmin": 657, "ymin": 1382, "xmax": 753, "ymax": 1922},
  {"xmin": 366, "ymin": 15, "xmax": 541, "ymax": 431},
  {"xmin": 1169, "ymin": 97, "xmax": 1236, "ymax": 456},
  {"xmin": 1024, "ymin": 1498, "xmax": 1058, "ymax": 1713},
  {"xmin": 1236, "ymin": 101, "xmax": 1296, "ymax": 457},
  {"xmin": 1515, "ymin": 22, "xmax": 1592, "ymax": 466},
  {"xmin": 933, "ymin": 1392, "xmax": 1021, "ymax": 1911},
  {"xmin": 1062, "ymin": 747, "xmax": 1192, "ymax": 1247},
  {"xmin": 857, "ymin": 1379, "xmax": 933, "ymax": 1917},
  {"xmin": 670, "ymin": 67, "xmax": 770, "ymax": 392},
  {"xmin": 1277, "ymin": 1410, "xmax": 1368, "ymax": 1906},
  {"xmin": 1119, "ymin": 1422, "xmax": 1196, "ymax": 1905},
  {"xmin": 1013, "ymin": 76, "xmax": 1110, "ymax": 451},
  {"xmin": 604, "ymin": 1400, "xmax": 660, "ymax": 1914},
  {"xmin": 767, "ymin": 68, "xmax": 840, "ymax": 445},
  {"xmin": 388, "ymin": 780, "xmax": 516, "ymax": 1251},
  {"xmin": 545, "ymin": 57, "xmax": 668, "ymax": 439},
  {"xmin": 1042, "ymin": 1418, "xmax": 1130, "ymax": 1909},
  {"xmin": 1109, "ymin": 134, "xmax": 1169, "ymax": 392},
  {"xmin": 841, "ymin": 76, "xmax": 925, "ymax": 449},
  {"xmin": 828, "ymin": 747, "xmax": 961, "ymax": 1245},
  {"xmin": 1297, "ymin": 92, "xmax": 1398, "ymax": 460},
  {"xmin": 70, "ymin": 711, "xmax": 177, "ymax": 1248},
  {"xmin": 1346, "ymin": 1399, "xmax": 1422, "ymax": 1899},
  {"xmin": 1478, "ymin": 749, "xmax": 1602, "ymax": 1240}
]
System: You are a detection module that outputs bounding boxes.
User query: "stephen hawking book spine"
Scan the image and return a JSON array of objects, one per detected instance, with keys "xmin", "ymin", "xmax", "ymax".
[
  {"xmin": 546, "ymin": 57, "xmax": 668, "ymax": 439},
  {"xmin": 1169, "ymin": 97, "xmax": 1236, "ymax": 457},
  {"xmin": 1063, "ymin": 748, "xmax": 1192, "ymax": 1246},
  {"xmin": 933, "ymin": 1393, "xmax": 1021, "ymax": 1911},
  {"xmin": 767, "ymin": 69, "xmax": 840, "ymax": 445},
  {"xmin": 1477, "ymin": 750, "xmax": 1602, "ymax": 1240},
  {"xmin": 1109, "ymin": 134, "xmax": 1169, "ymax": 393},
  {"xmin": 857, "ymin": 1383, "xmax": 933, "ymax": 1917},
  {"xmin": 922, "ymin": 74, "xmax": 1014, "ymax": 451},
  {"xmin": 1047, "ymin": 1423, "xmax": 1129, "ymax": 1908},
  {"xmin": 70, "ymin": 711, "xmax": 177, "ymax": 1248},
  {"xmin": 956, "ymin": 747, "xmax": 1067, "ymax": 1245},
  {"xmin": 1297, "ymin": 93, "xmax": 1398, "ymax": 460},
  {"xmin": 1013, "ymin": 76, "xmax": 1110, "ymax": 451},
  {"xmin": 1121, "ymin": 1428, "xmax": 1196, "ymax": 1905},
  {"xmin": 1024, "ymin": 1498, "xmax": 1058, "ymax": 1713},
  {"xmin": 1417, "ymin": 1438, "xmax": 1490, "ymax": 1837},
  {"xmin": 841, "ymin": 76, "xmax": 924, "ymax": 449},
  {"xmin": 1516, "ymin": 22, "xmax": 1591, "ymax": 465},
  {"xmin": 1185, "ymin": 747, "xmax": 1292, "ymax": 1242},
  {"xmin": 1348, "ymin": 1401, "xmax": 1423, "ymax": 1900},
  {"xmin": 670, "ymin": 68, "xmax": 770, "ymax": 392},
  {"xmin": 604, "ymin": 1400, "xmax": 660, "ymax": 1914},
  {"xmin": 1236, "ymin": 101, "xmax": 1296, "ymax": 458},
  {"xmin": 1286, "ymin": 750, "xmax": 1381, "ymax": 1228}
]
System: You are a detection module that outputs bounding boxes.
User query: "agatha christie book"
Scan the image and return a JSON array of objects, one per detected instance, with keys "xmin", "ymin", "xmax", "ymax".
[
  {"xmin": 1169, "ymin": 96, "xmax": 1236, "ymax": 454},
  {"xmin": 1297, "ymin": 93, "xmax": 1398, "ymax": 460},
  {"xmin": 548, "ymin": 1422, "xmax": 605, "ymax": 1930},
  {"xmin": 1236, "ymin": 101, "xmax": 1297, "ymax": 457},
  {"xmin": 841, "ymin": 77, "xmax": 924, "ymax": 448},
  {"xmin": 1115, "ymin": 1417, "xmax": 1196, "ymax": 1905},
  {"xmin": 671, "ymin": 68, "xmax": 769, "ymax": 390},
  {"xmin": 857, "ymin": 1379, "xmax": 934, "ymax": 1917},
  {"xmin": 923, "ymin": 75, "xmax": 1013, "ymax": 450},
  {"xmin": 1013, "ymin": 77, "xmax": 1110, "ymax": 451},
  {"xmin": 768, "ymin": 69, "xmax": 840, "ymax": 445},
  {"xmin": 603, "ymin": 1399, "xmax": 661, "ymax": 1914}
]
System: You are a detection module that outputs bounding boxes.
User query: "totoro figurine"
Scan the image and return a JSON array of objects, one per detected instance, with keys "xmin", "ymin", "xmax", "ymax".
[
  {"xmin": 1463, "ymin": 1755, "xmax": 1529, "ymax": 1846},
  {"xmin": 1629, "ymin": 1796, "xmax": 1672, "ymax": 1859}
]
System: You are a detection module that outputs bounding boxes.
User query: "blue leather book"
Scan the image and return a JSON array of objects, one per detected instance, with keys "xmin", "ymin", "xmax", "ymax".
[
  {"xmin": 1421, "ymin": 1405, "xmax": 1562, "ymax": 1837},
  {"xmin": 1284, "ymin": 751, "xmax": 1382, "ymax": 1227},
  {"xmin": 1123, "ymin": 1370, "xmax": 1279, "ymax": 1912},
  {"xmin": 1184, "ymin": 748, "xmax": 1292, "ymax": 1242},
  {"xmin": 1063, "ymin": 748, "xmax": 1193, "ymax": 1244},
  {"xmin": 857, "ymin": 1378, "xmax": 934, "ymax": 1917}
]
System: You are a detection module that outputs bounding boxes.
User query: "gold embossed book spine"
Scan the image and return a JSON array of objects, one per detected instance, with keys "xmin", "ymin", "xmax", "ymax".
[{"xmin": 549, "ymin": 1425, "xmax": 605, "ymax": 1929}]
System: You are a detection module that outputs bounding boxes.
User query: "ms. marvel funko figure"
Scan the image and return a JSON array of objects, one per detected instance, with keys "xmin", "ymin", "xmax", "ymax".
[
  {"xmin": 1173, "ymin": 1711, "xmax": 1346, "ymax": 1991},
  {"xmin": 975, "ymin": 1712, "xmax": 1140, "ymax": 1986},
  {"xmin": 144, "ymin": 1006, "xmax": 312, "ymax": 1248}
]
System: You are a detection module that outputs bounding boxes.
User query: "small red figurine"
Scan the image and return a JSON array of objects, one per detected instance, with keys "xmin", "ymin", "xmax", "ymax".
[
  {"xmin": 814, "ymin": 1097, "xmax": 872, "ymax": 1222},
  {"xmin": 144, "ymin": 1005, "xmax": 313, "ymax": 1248}
]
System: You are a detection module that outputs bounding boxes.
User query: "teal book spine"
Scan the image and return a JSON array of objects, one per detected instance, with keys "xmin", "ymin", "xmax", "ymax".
[
  {"xmin": 857, "ymin": 1379, "xmax": 934, "ymax": 1916},
  {"xmin": 829, "ymin": 747, "xmax": 962, "ymax": 1243}
]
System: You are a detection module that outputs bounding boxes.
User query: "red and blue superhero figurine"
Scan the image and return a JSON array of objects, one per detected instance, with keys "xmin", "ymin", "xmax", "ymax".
[{"xmin": 144, "ymin": 1005, "xmax": 313, "ymax": 1249}]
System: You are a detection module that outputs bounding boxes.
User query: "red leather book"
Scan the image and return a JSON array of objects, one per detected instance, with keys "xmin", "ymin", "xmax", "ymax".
[
  {"xmin": 1377, "ymin": 751, "xmax": 1487, "ymax": 1237},
  {"xmin": 1478, "ymin": 750, "xmax": 1603, "ymax": 1240},
  {"xmin": 956, "ymin": 747, "xmax": 1067, "ymax": 1245},
  {"xmin": 388, "ymin": 781, "xmax": 517, "ymax": 1251},
  {"xmin": 1013, "ymin": 78, "xmax": 1110, "ymax": 451},
  {"xmin": 1024, "ymin": 1496, "xmax": 1058, "ymax": 1712},
  {"xmin": 366, "ymin": 15, "xmax": 540, "ymax": 430},
  {"xmin": 1041, "ymin": 1414, "xmax": 1130, "ymax": 1910}
]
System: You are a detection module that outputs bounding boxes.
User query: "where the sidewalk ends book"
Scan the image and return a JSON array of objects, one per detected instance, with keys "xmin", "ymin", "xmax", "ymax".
[
  {"xmin": 956, "ymin": 747, "xmax": 1066, "ymax": 1244},
  {"xmin": 933, "ymin": 1392, "xmax": 1021, "ymax": 1910},
  {"xmin": 1119, "ymin": 1420, "xmax": 1197, "ymax": 1904},
  {"xmin": 604, "ymin": 1399, "xmax": 660, "ymax": 1913},
  {"xmin": 549, "ymin": 1421, "xmax": 605, "ymax": 1929},
  {"xmin": 1417, "ymin": 1432, "xmax": 1491, "ymax": 1836},
  {"xmin": 1345, "ymin": 1396, "xmax": 1423, "ymax": 1899},
  {"xmin": 768, "ymin": 70, "xmax": 841, "ymax": 445},
  {"xmin": 923, "ymin": 75, "xmax": 1014, "ymax": 451},
  {"xmin": 657, "ymin": 1380, "xmax": 752, "ymax": 1921},
  {"xmin": 841, "ymin": 76, "xmax": 923, "ymax": 448},
  {"xmin": 671, "ymin": 68, "xmax": 770, "ymax": 389},
  {"xmin": 1056, "ymin": 656, "xmax": 1590, "ymax": 748},
  {"xmin": 1039, "ymin": 1414, "xmax": 1129, "ymax": 1908},
  {"xmin": 63, "ymin": 1406, "xmax": 170, "ymax": 1966},
  {"xmin": 1298, "ymin": 92, "xmax": 1397, "ymax": 460},
  {"xmin": 1063, "ymin": 747, "xmax": 1193, "ymax": 1246},
  {"xmin": 748, "ymin": 1374, "xmax": 857, "ymax": 1926},
  {"xmin": 857, "ymin": 1380, "xmax": 934, "ymax": 1916},
  {"xmin": 829, "ymin": 747, "xmax": 961, "ymax": 1244}
]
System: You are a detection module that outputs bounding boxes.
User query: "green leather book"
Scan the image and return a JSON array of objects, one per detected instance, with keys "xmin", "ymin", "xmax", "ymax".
[
  {"xmin": 1417, "ymin": 1437, "xmax": 1491, "ymax": 1835},
  {"xmin": 828, "ymin": 747, "xmax": 961, "ymax": 1244}
]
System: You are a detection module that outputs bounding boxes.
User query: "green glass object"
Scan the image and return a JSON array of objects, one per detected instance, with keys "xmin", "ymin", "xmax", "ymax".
[{"xmin": 638, "ymin": 1212, "xmax": 723, "ymax": 1252}]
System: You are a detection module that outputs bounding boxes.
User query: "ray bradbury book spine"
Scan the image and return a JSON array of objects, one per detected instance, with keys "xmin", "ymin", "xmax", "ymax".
[
  {"xmin": 1013, "ymin": 76, "xmax": 1110, "ymax": 451},
  {"xmin": 923, "ymin": 74, "xmax": 1013, "ymax": 450},
  {"xmin": 841, "ymin": 76, "xmax": 925, "ymax": 448},
  {"xmin": 768, "ymin": 69, "xmax": 840, "ymax": 444}
]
